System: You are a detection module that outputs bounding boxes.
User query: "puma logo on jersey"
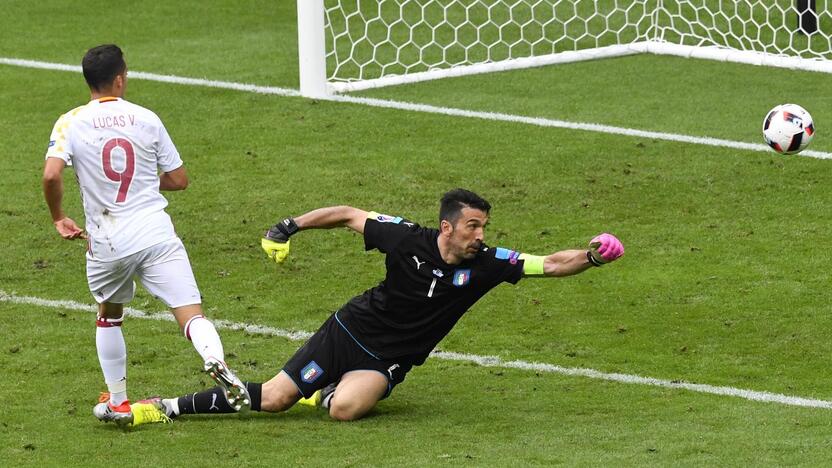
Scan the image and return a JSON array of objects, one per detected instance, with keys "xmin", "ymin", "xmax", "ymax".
[{"xmin": 412, "ymin": 256, "xmax": 425, "ymax": 270}]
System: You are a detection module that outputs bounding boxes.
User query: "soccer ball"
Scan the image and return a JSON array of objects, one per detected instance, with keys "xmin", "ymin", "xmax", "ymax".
[{"xmin": 762, "ymin": 104, "xmax": 815, "ymax": 155}]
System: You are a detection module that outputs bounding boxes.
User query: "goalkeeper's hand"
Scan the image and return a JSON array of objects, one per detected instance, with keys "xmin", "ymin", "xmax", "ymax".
[
  {"xmin": 261, "ymin": 237, "xmax": 290, "ymax": 263},
  {"xmin": 587, "ymin": 233, "xmax": 624, "ymax": 266},
  {"xmin": 261, "ymin": 218, "xmax": 299, "ymax": 263}
]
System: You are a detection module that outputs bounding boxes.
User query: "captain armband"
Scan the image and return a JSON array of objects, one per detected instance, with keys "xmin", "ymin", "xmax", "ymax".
[{"xmin": 519, "ymin": 253, "xmax": 545, "ymax": 276}]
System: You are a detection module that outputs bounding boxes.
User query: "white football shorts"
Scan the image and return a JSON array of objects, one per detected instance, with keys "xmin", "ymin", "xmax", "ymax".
[{"xmin": 86, "ymin": 238, "xmax": 202, "ymax": 308}]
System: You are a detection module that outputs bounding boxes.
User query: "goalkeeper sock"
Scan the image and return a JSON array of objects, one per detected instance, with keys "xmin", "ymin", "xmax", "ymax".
[
  {"xmin": 175, "ymin": 382, "xmax": 262, "ymax": 415},
  {"xmin": 321, "ymin": 383, "xmax": 337, "ymax": 409}
]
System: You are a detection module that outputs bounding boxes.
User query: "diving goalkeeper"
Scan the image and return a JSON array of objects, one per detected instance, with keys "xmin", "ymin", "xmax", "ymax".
[{"xmin": 139, "ymin": 188, "xmax": 624, "ymax": 423}]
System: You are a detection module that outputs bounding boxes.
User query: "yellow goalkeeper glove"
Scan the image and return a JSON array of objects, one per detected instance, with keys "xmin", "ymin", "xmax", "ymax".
[
  {"xmin": 261, "ymin": 237, "xmax": 291, "ymax": 263},
  {"xmin": 261, "ymin": 218, "xmax": 299, "ymax": 263}
]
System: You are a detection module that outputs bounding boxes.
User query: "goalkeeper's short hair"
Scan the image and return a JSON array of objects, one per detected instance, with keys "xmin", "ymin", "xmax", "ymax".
[{"xmin": 439, "ymin": 188, "xmax": 491, "ymax": 225}]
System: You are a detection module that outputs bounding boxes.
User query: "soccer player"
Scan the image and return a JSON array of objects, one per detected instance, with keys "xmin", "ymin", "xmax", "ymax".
[
  {"xmin": 140, "ymin": 188, "xmax": 623, "ymax": 423},
  {"xmin": 41, "ymin": 44, "xmax": 250, "ymax": 428}
]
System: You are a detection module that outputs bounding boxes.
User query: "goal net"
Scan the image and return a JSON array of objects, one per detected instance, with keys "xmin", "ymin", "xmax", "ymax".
[{"xmin": 297, "ymin": 0, "xmax": 831, "ymax": 96}]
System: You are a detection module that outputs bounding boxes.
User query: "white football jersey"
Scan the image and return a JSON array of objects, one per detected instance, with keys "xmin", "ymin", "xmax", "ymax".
[{"xmin": 45, "ymin": 97, "xmax": 183, "ymax": 261}]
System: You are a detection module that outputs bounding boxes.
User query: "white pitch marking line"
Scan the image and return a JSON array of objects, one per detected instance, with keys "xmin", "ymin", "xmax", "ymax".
[
  {"xmin": 0, "ymin": 57, "xmax": 301, "ymax": 97},
  {"xmin": 329, "ymin": 94, "xmax": 832, "ymax": 160},
  {"xmin": 2, "ymin": 290, "xmax": 830, "ymax": 410},
  {"xmin": 2, "ymin": 56, "xmax": 830, "ymax": 160}
]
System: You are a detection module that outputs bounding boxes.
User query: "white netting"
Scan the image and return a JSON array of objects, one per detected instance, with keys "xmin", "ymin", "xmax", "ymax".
[
  {"xmin": 323, "ymin": 0, "xmax": 655, "ymax": 82},
  {"xmin": 318, "ymin": 0, "xmax": 832, "ymax": 89},
  {"xmin": 656, "ymin": 0, "xmax": 831, "ymax": 60}
]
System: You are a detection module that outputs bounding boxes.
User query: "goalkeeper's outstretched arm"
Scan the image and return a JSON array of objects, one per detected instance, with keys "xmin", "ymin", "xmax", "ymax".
[
  {"xmin": 521, "ymin": 233, "xmax": 624, "ymax": 278},
  {"xmin": 292, "ymin": 206, "xmax": 368, "ymax": 234},
  {"xmin": 261, "ymin": 206, "xmax": 368, "ymax": 263}
]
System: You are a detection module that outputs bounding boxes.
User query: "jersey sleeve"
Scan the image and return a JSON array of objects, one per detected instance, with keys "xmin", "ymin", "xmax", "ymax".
[
  {"xmin": 44, "ymin": 113, "xmax": 72, "ymax": 165},
  {"xmin": 363, "ymin": 211, "xmax": 418, "ymax": 254},
  {"xmin": 484, "ymin": 246, "xmax": 525, "ymax": 285},
  {"xmin": 155, "ymin": 120, "xmax": 183, "ymax": 173}
]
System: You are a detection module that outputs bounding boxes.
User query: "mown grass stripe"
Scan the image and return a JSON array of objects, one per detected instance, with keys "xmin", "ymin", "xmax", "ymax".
[
  {"xmin": 2, "ymin": 290, "xmax": 830, "ymax": 410},
  {"xmin": 3, "ymin": 56, "xmax": 831, "ymax": 160}
]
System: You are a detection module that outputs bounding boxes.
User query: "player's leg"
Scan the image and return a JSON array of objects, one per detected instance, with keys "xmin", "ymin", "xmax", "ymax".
[
  {"xmin": 243, "ymin": 315, "xmax": 347, "ymax": 414},
  {"xmin": 294, "ymin": 321, "xmax": 413, "ymax": 421},
  {"xmin": 173, "ymin": 303, "xmax": 223, "ymax": 364},
  {"xmin": 137, "ymin": 239, "xmax": 222, "ymax": 363},
  {"xmin": 173, "ymin": 304, "xmax": 251, "ymax": 410},
  {"xmin": 260, "ymin": 371, "xmax": 304, "ymax": 411},
  {"xmin": 96, "ymin": 302, "xmax": 127, "ymax": 405},
  {"xmin": 87, "ymin": 256, "xmax": 138, "ymax": 427},
  {"xmin": 152, "ymin": 371, "xmax": 299, "ymax": 420},
  {"xmin": 325, "ymin": 370, "xmax": 388, "ymax": 421},
  {"xmin": 150, "ymin": 313, "xmax": 346, "ymax": 422},
  {"xmin": 154, "ymin": 371, "xmax": 299, "ymax": 419},
  {"xmin": 138, "ymin": 238, "xmax": 250, "ymax": 410},
  {"xmin": 321, "ymin": 357, "xmax": 412, "ymax": 421},
  {"xmin": 157, "ymin": 355, "xmax": 314, "ymax": 419},
  {"xmin": 159, "ymin": 380, "xmax": 265, "ymax": 418},
  {"xmin": 159, "ymin": 315, "xmax": 341, "ymax": 419}
]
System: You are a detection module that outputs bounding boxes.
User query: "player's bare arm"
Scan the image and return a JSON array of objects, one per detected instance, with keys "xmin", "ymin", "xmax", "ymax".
[
  {"xmin": 261, "ymin": 206, "xmax": 368, "ymax": 263},
  {"xmin": 521, "ymin": 233, "xmax": 624, "ymax": 277},
  {"xmin": 538, "ymin": 249, "xmax": 594, "ymax": 277},
  {"xmin": 42, "ymin": 157, "xmax": 85, "ymax": 240},
  {"xmin": 294, "ymin": 206, "xmax": 368, "ymax": 233},
  {"xmin": 159, "ymin": 166, "xmax": 188, "ymax": 191}
]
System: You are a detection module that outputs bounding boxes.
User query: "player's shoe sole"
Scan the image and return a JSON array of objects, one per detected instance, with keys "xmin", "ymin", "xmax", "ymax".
[{"xmin": 204, "ymin": 358, "xmax": 251, "ymax": 412}]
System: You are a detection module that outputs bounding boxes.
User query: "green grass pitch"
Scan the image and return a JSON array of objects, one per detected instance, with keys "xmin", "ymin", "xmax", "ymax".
[{"xmin": 2, "ymin": 0, "xmax": 832, "ymax": 465}]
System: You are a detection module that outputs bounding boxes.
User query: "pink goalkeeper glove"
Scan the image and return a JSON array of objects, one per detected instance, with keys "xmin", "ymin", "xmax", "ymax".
[{"xmin": 587, "ymin": 233, "xmax": 623, "ymax": 266}]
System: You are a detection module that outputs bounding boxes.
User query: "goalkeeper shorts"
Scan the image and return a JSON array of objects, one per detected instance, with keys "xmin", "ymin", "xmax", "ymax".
[{"xmin": 282, "ymin": 313, "xmax": 413, "ymax": 399}]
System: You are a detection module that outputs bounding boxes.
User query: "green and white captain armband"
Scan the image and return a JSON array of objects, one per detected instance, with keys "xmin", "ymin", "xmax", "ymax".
[{"xmin": 519, "ymin": 253, "xmax": 545, "ymax": 276}]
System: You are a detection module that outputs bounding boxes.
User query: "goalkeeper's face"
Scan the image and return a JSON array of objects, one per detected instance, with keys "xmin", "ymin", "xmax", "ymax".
[{"xmin": 447, "ymin": 207, "xmax": 488, "ymax": 260}]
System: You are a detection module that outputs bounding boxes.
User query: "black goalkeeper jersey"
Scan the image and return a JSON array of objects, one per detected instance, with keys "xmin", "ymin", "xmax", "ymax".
[{"xmin": 335, "ymin": 213, "xmax": 525, "ymax": 365}]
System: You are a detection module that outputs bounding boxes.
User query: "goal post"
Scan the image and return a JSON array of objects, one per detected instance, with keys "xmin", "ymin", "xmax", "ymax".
[
  {"xmin": 297, "ymin": 0, "xmax": 832, "ymax": 97},
  {"xmin": 297, "ymin": 0, "xmax": 328, "ymax": 98}
]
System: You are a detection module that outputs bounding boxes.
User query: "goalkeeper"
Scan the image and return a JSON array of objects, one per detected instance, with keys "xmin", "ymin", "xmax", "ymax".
[{"xmin": 143, "ymin": 188, "xmax": 624, "ymax": 422}]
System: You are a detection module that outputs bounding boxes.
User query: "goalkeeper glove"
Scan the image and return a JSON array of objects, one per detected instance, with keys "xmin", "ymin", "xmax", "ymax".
[
  {"xmin": 261, "ymin": 217, "xmax": 299, "ymax": 263},
  {"xmin": 587, "ymin": 233, "xmax": 624, "ymax": 266}
]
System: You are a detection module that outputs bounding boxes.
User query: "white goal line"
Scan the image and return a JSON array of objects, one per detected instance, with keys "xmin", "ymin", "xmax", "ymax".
[
  {"xmin": 2, "ymin": 56, "xmax": 830, "ymax": 160},
  {"xmin": 2, "ymin": 289, "xmax": 830, "ymax": 410}
]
